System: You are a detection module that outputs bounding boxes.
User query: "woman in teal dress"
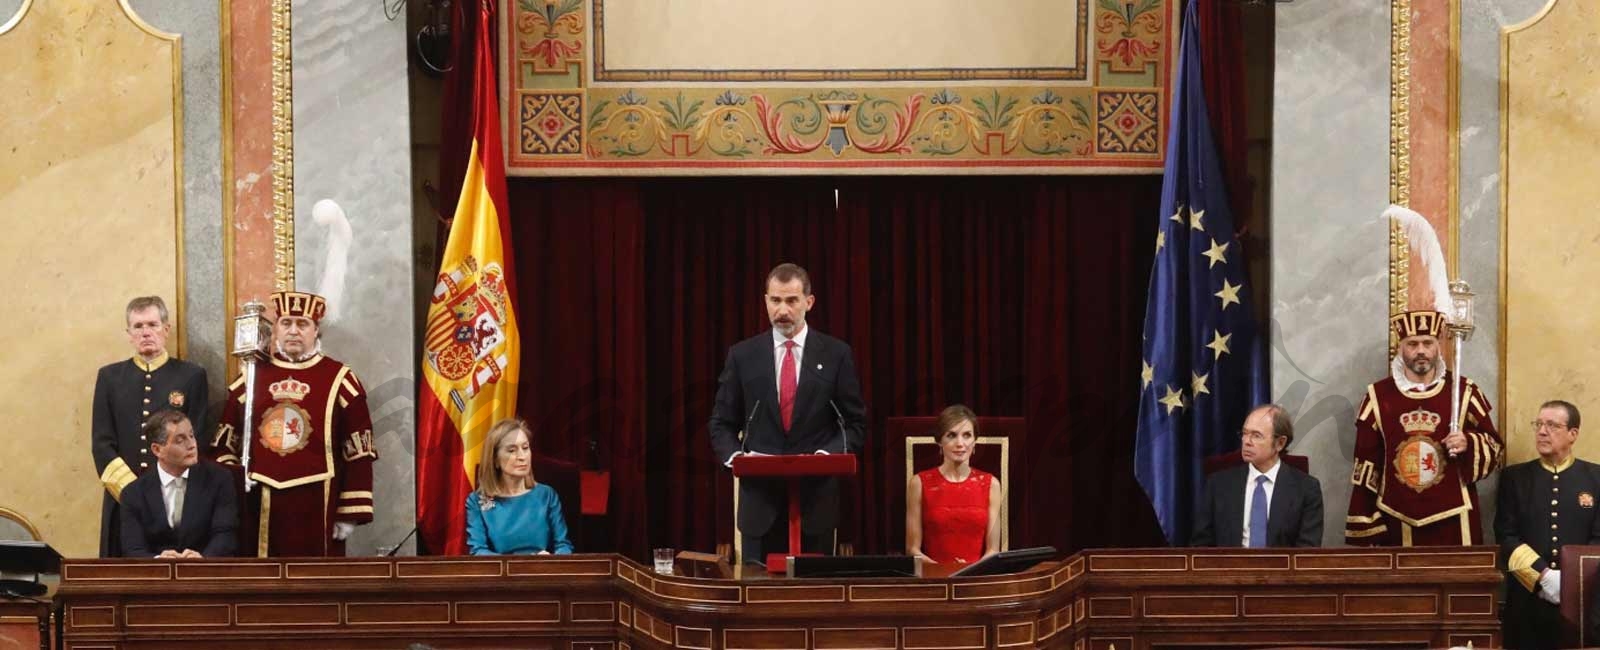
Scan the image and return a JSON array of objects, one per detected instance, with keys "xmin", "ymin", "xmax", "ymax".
[{"xmin": 465, "ymin": 418, "xmax": 574, "ymax": 555}]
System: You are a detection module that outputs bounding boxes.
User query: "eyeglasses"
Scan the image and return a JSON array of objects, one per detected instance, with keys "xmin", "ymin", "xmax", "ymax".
[
  {"xmin": 1532, "ymin": 420, "xmax": 1570, "ymax": 432},
  {"xmin": 1239, "ymin": 430, "xmax": 1271, "ymax": 442}
]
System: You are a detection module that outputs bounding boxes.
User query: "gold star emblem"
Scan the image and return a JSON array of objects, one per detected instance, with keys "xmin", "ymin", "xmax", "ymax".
[
  {"xmin": 1191, "ymin": 371, "xmax": 1211, "ymax": 398},
  {"xmin": 1206, "ymin": 330, "xmax": 1233, "ymax": 360},
  {"xmin": 1142, "ymin": 361, "xmax": 1154, "ymax": 389},
  {"xmin": 1202, "ymin": 238, "xmax": 1229, "ymax": 268},
  {"xmin": 1170, "ymin": 205, "xmax": 1187, "ymax": 227},
  {"xmin": 1190, "ymin": 208, "xmax": 1206, "ymax": 231},
  {"xmin": 1158, "ymin": 384, "xmax": 1187, "ymax": 415},
  {"xmin": 1155, "ymin": 230, "xmax": 1166, "ymax": 253},
  {"xmin": 1215, "ymin": 278, "xmax": 1242, "ymax": 310}
]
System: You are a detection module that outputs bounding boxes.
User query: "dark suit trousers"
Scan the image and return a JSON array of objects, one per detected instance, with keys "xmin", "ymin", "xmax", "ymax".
[
  {"xmin": 1504, "ymin": 581, "xmax": 1562, "ymax": 650},
  {"xmin": 742, "ymin": 486, "xmax": 832, "ymax": 564}
]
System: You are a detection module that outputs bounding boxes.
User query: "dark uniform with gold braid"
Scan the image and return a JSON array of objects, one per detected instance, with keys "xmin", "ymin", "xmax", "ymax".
[
  {"xmin": 91, "ymin": 352, "xmax": 208, "ymax": 557},
  {"xmin": 1345, "ymin": 310, "xmax": 1503, "ymax": 546},
  {"xmin": 209, "ymin": 291, "xmax": 377, "ymax": 557},
  {"xmin": 1497, "ymin": 456, "xmax": 1600, "ymax": 649}
]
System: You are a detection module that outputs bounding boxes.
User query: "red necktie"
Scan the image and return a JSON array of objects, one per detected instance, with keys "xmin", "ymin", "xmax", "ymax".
[{"xmin": 779, "ymin": 341, "xmax": 797, "ymax": 430}]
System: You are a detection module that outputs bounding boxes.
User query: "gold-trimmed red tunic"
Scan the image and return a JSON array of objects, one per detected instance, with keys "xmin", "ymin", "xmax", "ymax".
[
  {"xmin": 210, "ymin": 352, "xmax": 377, "ymax": 556},
  {"xmin": 1345, "ymin": 372, "xmax": 1501, "ymax": 546}
]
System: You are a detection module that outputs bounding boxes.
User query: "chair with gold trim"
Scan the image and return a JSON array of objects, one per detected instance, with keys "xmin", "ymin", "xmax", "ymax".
[
  {"xmin": 0, "ymin": 506, "xmax": 41, "ymax": 542},
  {"xmin": 885, "ymin": 416, "xmax": 1021, "ymax": 557}
]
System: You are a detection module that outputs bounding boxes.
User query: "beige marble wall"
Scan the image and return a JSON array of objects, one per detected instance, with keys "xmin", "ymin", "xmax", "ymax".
[
  {"xmin": 1502, "ymin": 0, "xmax": 1600, "ymax": 464},
  {"xmin": 0, "ymin": 0, "xmax": 183, "ymax": 557}
]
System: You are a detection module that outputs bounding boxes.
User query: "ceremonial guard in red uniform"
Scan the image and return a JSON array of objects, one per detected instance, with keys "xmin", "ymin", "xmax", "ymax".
[
  {"xmin": 1346, "ymin": 310, "xmax": 1503, "ymax": 546},
  {"xmin": 211, "ymin": 291, "xmax": 377, "ymax": 556}
]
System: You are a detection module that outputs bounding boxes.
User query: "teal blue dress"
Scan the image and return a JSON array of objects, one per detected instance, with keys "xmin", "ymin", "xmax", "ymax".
[{"xmin": 465, "ymin": 484, "xmax": 574, "ymax": 555}]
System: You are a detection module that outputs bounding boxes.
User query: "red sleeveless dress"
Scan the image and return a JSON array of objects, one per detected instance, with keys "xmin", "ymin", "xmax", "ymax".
[{"xmin": 918, "ymin": 467, "xmax": 993, "ymax": 564}]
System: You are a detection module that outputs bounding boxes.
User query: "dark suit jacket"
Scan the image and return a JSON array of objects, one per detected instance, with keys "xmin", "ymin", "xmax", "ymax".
[
  {"xmin": 1190, "ymin": 461, "xmax": 1323, "ymax": 548},
  {"xmin": 709, "ymin": 329, "xmax": 867, "ymax": 536},
  {"xmin": 119, "ymin": 459, "xmax": 239, "ymax": 558}
]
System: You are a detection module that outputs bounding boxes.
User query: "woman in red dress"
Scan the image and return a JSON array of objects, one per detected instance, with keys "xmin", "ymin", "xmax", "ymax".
[{"xmin": 905, "ymin": 405, "xmax": 1003, "ymax": 565}]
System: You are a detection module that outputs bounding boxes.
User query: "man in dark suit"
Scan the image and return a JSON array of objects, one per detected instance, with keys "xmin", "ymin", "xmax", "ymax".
[
  {"xmin": 1191, "ymin": 404, "xmax": 1323, "ymax": 547},
  {"xmin": 120, "ymin": 410, "xmax": 238, "ymax": 558},
  {"xmin": 710, "ymin": 263, "xmax": 867, "ymax": 564}
]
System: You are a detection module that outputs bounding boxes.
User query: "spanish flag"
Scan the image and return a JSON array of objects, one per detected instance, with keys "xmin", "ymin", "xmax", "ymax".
[{"xmin": 417, "ymin": 0, "xmax": 519, "ymax": 556}]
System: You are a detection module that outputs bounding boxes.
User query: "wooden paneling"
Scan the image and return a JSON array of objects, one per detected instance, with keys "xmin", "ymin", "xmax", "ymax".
[
  {"xmin": 125, "ymin": 603, "xmax": 230, "ymax": 627},
  {"xmin": 903, "ymin": 625, "xmax": 985, "ymax": 649},
  {"xmin": 234, "ymin": 603, "xmax": 340, "ymax": 626},
  {"xmin": 1242, "ymin": 594, "xmax": 1339, "ymax": 617},
  {"xmin": 457, "ymin": 600, "xmax": 563, "ymax": 624},
  {"xmin": 1142, "ymin": 594, "xmax": 1238, "ymax": 618},
  {"xmin": 814, "ymin": 627, "xmax": 897, "ymax": 650},
  {"xmin": 51, "ymin": 549, "xmax": 1501, "ymax": 650}
]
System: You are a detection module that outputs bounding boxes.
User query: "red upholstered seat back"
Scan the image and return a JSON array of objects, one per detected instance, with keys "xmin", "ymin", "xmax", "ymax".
[{"xmin": 1202, "ymin": 450, "xmax": 1309, "ymax": 476}]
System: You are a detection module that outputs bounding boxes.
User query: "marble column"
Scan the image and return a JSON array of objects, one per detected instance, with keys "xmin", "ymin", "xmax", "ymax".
[
  {"xmin": 292, "ymin": 0, "xmax": 416, "ymax": 555},
  {"xmin": 1271, "ymin": 0, "xmax": 1394, "ymax": 547},
  {"xmin": 128, "ymin": 0, "xmax": 227, "ymax": 402}
]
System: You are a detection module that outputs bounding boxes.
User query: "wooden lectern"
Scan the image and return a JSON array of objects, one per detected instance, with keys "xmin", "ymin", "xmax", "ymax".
[{"xmin": 732, "ymin": 453, "xmax": 857, "ymax": 574}]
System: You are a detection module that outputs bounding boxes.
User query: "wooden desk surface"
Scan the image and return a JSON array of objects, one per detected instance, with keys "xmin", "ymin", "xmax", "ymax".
[{"xmin": 54, "ymin": 547, "xmax": 1503, "ymax": 650}]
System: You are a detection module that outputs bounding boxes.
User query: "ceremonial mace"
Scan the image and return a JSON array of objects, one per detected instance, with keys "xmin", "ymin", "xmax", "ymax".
[
  {"xmin": 231, "ymin": 301, "xmax": 272, "ymax": 492},
  {"xmin": 1446, "ymin": 279, "xmax": 1476, "ymax": 454}
]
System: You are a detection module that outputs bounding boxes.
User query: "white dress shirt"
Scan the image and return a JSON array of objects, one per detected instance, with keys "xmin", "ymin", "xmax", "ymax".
[
  {"xmin": 772, "ymin": 326, "xmax": 808, "ymax": 393},
  {"xmin": 723, "ymin": 327, "xmax": 819, "ymax": 467},
  {"xmin": 1240, "ymin": 459, "xmax": 1280, "ymax": 547},
  {"xmin": 157, "ymin": 464, "xmax": 190, "ymax": 528}
]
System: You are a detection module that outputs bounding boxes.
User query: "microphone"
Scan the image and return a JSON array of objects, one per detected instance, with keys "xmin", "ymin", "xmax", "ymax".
[
  {"xmin": 741, "ymin": 400, "xmax": 762, "ymax": 455},
  {"xmin": 829, "ymin": 400, "xmax": 848, "ymax": 454},
  {"xmin": 385, "ymin": 526, "xmax": 418, "ymax": 557}
]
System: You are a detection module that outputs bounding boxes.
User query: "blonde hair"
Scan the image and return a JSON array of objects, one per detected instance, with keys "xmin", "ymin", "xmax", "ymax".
[{"xmin": 475, "ymin": 418, "xmax": 536, "ymax": 498}]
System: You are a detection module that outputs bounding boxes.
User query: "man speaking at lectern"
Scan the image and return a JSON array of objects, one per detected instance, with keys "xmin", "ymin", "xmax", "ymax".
[{"xmin": 710, "ymin": 263, "xmax": 867, "ymax": 563}]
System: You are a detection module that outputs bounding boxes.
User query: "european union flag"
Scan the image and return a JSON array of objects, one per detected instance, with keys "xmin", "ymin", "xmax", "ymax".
[{"xmin": 1134, "ymin": 1, "xmax": 1269, "ymax": 546}]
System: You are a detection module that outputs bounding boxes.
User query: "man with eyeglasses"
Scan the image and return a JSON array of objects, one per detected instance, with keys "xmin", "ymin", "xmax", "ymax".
[
  {"xmin": 1345, "ymin": 309, "xmax": 1503, "ymax": 546},
  {"xmin": 91, "ymin": 295, "xmax": 210, "ymax": 557},
  {"xmin": 1496, "ymin": 400, "xmax": 1600, "ymax": 649},
  {"xmin": 1191, "ymin": 404, "xmax": 1323, "ymax": 547}
]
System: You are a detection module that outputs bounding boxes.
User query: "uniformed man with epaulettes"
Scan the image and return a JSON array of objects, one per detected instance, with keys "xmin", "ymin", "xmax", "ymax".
[
  {"xmin": 91, "ymin": 296, "xmax": 209, "ymax": 557},
  {"xmin": 1497, "ymin": 399, "xmax": 1600, "ymax": 650}
]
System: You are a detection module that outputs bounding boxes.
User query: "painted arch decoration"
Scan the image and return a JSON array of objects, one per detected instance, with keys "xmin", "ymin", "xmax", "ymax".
[{"xmin": 501, "ymin": 0, "xmax": 1177, "ymax": 175}]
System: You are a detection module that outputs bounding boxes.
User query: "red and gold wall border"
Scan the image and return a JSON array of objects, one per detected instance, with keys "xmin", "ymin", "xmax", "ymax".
[
  {"xmin": 269, "ymin": 0, "xmax": 294, "ymax": 291},
  {"xmin": 224, "ymin": 0, "xmax": 295, "ymax": 379},
  {"xmin": 501, "ymin": 0, "xmax": 1177, "ymax": 176},
  {"xmin": 1387, "ymin": 0, "xmax": 1461, "ymax": 354}
]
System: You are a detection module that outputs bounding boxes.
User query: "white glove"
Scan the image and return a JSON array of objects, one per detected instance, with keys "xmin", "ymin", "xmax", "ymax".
[
  {"xmin": 332, "ymin": 521, "xmax": 356, "ymax": 541},
  {"xmin": 1538, "ymin": 569, "xmax": 1562, "ymax": 605}
]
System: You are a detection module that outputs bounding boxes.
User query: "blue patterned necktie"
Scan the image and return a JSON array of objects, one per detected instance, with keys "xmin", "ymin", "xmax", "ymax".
[{"xmin": 1248, "ymin": 474, "xmax": 1269, "ymax": 548}]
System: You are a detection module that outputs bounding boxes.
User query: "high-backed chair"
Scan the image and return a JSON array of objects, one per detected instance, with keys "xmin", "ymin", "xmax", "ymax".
[
  {"xmin": 533, "ymin": 456, "xmax": 582, "ymax": 550},
  {"xmin": 885, "ymin": 416, "xmax": 1022, "ymax": 556},
  {"xmin": 0, "ymin": 506, "xmax": 41, "ymax": 541}
]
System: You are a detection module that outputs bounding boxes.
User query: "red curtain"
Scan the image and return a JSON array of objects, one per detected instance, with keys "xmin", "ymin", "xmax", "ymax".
[
  {"xmin": 480, "ymin": 177, "xmax": 1166, "ymax": 558},
  {"xmin": 505, "ymin": 180, "xmax": 650, "ymax": 559},
  {"xmin": 436, "ymin": 4, "xmax": 1183, "ymax": 558},
  {"xmin": 1196, "ymin": 0, "xmax": 1250, "ymax": 227}
]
